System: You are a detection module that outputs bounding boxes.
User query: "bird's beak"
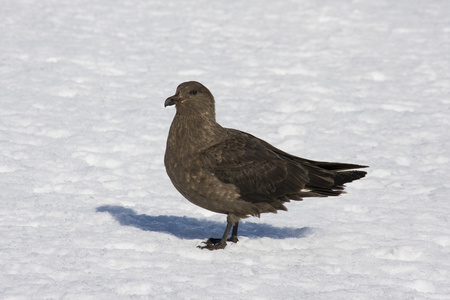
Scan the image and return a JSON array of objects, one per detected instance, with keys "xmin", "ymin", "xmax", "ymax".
[{"xmin": 164, "ymin": 94, "xmax": 181, "ymax": 107}]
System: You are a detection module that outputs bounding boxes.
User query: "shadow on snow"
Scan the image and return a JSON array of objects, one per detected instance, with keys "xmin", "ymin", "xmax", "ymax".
[{"xmin": 96, "ymin": 205, "xmax": 311, "ymax": 240}]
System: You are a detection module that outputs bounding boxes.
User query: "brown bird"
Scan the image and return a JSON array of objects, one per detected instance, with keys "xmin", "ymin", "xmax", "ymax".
[{"xmin": 164, "ymin": 81, "xmax": 367, "ymax": 250}]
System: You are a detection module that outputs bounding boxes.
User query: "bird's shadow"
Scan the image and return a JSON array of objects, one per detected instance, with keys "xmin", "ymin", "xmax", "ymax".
[{"xmin": 96, "ymin": 205, "xmax": 312, "ymax": 240}]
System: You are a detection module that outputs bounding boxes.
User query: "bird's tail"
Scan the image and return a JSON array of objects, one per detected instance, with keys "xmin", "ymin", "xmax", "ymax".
[
  {"xmin": 334, "ymin": 170, "xmax": 367, "ymax": 186},
  {"xmin": 298, "ymin": 161, "xmax": 367, "ymax": 198}
]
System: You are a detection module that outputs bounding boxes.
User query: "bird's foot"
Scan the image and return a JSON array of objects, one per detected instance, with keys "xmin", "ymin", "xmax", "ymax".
[
  {"xmin": 197, "ymin": 236, "xmax": 240, "ymax": 250},
  {"xmin": 228, "ymin": 236, "xmax": 239, "ymax": 243},
  {"xmin": 197, "ymin": 238, "xmax": 227, "ymax": 250}
]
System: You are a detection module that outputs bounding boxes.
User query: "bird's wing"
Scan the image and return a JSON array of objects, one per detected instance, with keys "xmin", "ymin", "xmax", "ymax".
[{"xmin": 200, "ymin": 129, "xmax": 311, "ymax": 203}]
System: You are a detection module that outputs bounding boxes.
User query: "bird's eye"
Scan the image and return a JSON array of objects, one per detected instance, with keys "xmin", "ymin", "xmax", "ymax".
[{"xmin": 190, "ymin": 90, "xmax": 198, "ymax": 95}]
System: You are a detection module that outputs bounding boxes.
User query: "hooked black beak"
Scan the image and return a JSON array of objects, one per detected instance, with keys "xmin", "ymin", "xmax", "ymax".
[{"xmin": 164, "ymin": 94, "xmax": 180, "ymax": 107}]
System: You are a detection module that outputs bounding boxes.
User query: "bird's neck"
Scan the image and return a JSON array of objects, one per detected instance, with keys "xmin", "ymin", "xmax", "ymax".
[{"xmin": 168, "ymin": 109, "xmax": 224, "ymax": 152}]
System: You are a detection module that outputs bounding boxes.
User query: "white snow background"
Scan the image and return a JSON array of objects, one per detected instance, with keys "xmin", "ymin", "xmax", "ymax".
[{"xmin": 1, "ymin": 0, "xmax": 449, "ymax": 299}]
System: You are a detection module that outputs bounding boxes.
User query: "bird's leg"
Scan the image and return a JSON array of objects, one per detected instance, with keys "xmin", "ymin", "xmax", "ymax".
[
  {"xmin": 229, "ymin": 222, "xmax": 239, "ymax": 243},
  {"xmin": 199, "ymin": 221, "xmax": 232, "ymax": 250},
  {"xmin": 200, "ymin": 222, "xmax": 239, "ymax": 247},
  {"xmin": 198, "ymin": 217, "xmax": 236, "ymax": 250}
]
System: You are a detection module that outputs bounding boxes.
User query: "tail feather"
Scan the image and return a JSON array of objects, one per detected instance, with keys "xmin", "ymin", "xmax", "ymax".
[
  {"xmin": 272, "ymin": 147, "xmax": 368, "ymax": 200},
  {"xmin": 307, "ymin": 161, "xmax": 368, "ymax": 171},
  {"xmin": 299, "ymin": 163, "xmax": 367, "ymax": 198},
  {"xmin": 334, "ymin": 170, "xmax": 367, "ymax": 186}
]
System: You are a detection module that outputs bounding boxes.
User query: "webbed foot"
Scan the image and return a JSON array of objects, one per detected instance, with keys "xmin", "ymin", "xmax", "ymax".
[
  {"xmin": 196, "ymin": 218, "xmax": 240, "ymax": 250},
  {"xmin": 197, "ymin": 238, "xmax": 227, "ymax": 250}
]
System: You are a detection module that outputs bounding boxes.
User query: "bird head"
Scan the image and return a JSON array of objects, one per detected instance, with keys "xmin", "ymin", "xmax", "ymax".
[{"xmin": 164, "ymin": 81, "xmax": 214, "ymax": 108}]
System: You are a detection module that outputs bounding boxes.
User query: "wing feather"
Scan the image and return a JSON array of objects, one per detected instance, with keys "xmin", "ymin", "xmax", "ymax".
[{"xmin": 201, "ymin": 130, "xmax": 309, "ymax": 204}]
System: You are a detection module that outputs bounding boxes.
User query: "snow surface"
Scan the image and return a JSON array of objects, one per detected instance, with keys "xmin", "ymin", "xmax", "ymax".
[{"xmin": 1, "ymin": 0, "xmax": 450, "ymax": 299}]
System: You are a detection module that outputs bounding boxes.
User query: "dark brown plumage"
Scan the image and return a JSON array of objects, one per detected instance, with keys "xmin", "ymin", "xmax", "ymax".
[{"xmin": 164, "ymin": 81, "xmax": 367, "ymax": 250}]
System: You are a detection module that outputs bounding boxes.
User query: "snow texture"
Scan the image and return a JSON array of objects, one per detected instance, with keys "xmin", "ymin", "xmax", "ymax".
[{"xmin": 1, "ymin": 0, "xmax": 449, "ymax": 299}]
